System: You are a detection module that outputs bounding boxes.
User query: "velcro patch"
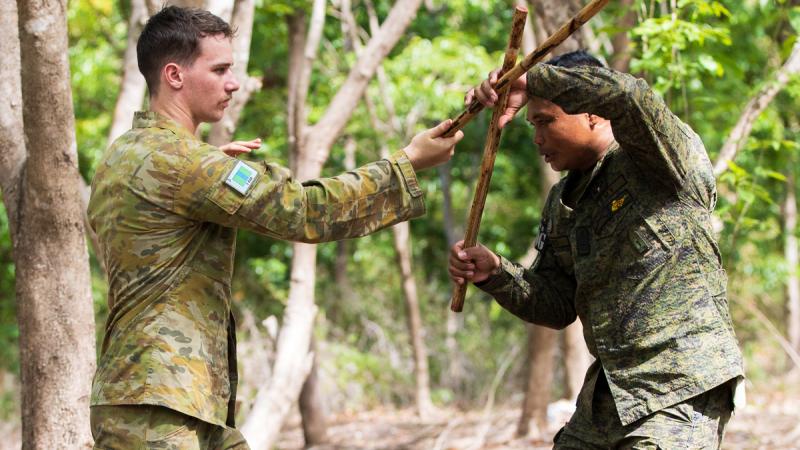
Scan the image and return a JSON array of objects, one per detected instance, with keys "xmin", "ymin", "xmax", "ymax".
[
  {"xmin": 225, "ymin": 161, "xmax": 257, "ymax": 195},
  {"xmin": 611, "ymin": 194, "xmax": 627, "ymax": 212}
]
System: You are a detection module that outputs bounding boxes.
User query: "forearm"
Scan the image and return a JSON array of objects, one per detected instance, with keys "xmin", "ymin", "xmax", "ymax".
[
  {"xmin": 476, "ymin": 254, "xmax": 577, "ymax": 329},
  {"xmin": 290, "ymin": 150, "xmax": 425, "ymax": 242}
]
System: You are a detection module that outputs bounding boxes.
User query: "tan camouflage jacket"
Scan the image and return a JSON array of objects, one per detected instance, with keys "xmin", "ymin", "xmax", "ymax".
[
  {"xmin": 88, "ymin": 111, "xmax": 425, "ymax": 426},
  {"xmin": 476, "ymin": 64, "xmax": 744, "ymax": 425}
]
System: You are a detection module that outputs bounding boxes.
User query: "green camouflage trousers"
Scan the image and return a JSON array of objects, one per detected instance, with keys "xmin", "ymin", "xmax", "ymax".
[
  {"xmin": 554, "ymin": 375, "xmax": 733, "ymax": 449},
  {"xmin": 90, "ymin": 405, "xmax": 250, "ymax": 450}
]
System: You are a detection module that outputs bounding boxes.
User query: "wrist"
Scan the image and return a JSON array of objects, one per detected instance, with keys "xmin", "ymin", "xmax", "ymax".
[
  {"xmin": 490, "ymin": 253, "xmax": 502, "ymax": 275},
  {"xmin": 402, "ymin": 146, "xmax": 421, "ymax": 171}
]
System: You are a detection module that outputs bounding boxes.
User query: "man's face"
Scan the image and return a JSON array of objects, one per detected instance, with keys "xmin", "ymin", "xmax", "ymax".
[
  {"xmin": 526, "ymin": 97, "xmax": 601, "ymax": 172},
  {"xmin": 181, "ymin": 34, "xmax": 239, "ymax": 124}
]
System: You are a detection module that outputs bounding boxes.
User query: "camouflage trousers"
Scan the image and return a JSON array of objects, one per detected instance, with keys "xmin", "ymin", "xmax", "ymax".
[
  {"xmin": 90, "ymin": 405, "xmax": 250, "ymax": 450},
  {"xmin": 554, "ymin": 375, "xmax": 733, "ymax": 449}
]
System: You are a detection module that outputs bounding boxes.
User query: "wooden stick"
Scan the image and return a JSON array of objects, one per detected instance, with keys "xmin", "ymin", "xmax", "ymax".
[
  {"xmin": 442, "ymin": 0, "xmax": 610, "ymax": 138},
  {"xmin": 450, "ymin": 7, "xmax": 528, "ymax": 313}
]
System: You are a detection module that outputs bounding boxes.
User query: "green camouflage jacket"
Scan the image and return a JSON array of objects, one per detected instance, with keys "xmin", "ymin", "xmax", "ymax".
[
  {"xmin": 477, "ymin": 64, "xmax": 744, "ymax": 425},
  {"xmin": 88, "ymin": 111, "xmax": 425, "ymax": 427}
]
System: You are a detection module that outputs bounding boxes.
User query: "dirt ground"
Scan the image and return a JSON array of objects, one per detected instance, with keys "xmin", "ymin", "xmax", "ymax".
[
  {"xmin": 0, "ymin": 386, "xmax": 796, "ymax": 449},
  {"xmin": 277, "ymin": 392, "xmax": 800, "ymax": 450}
]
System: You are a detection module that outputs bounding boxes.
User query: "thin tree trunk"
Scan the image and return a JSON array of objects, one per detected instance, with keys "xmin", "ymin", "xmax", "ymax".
[
  {"xmin": 206, "ymin": 0, "xmax": 233, "ymax": 21},
  {"xmin": 562, "ymin": 322, "xmax": 590, "ymax": 400},
  {"xmin": 785, "ymin": 171, "xmax": 800, "ymax": 352},
  {"xmin": 240, "ymin": 2, "xmax": 326, "ymax": 446},
  {"xmin": 517, "ymin": 324, "xmax": 557, "ymax": 438},
  {"xmin": 0, "ymin": 0, "xmax": 26, "ymax": 231},
  {"xmin": 298, "ymin": 337, "xmax": 327, "ymax": 446},
  {"xmin": 714, "ymin": 39, "xmax": 800, "ymax": 176},
  {"xmin": 107, "ymin": 0, "xmax": 151, "ymax": 143},
  {"xmin": 302, "ymin": 0, "xmax": 423, "ymax": 162},
  {"xmin": 332, "ymin": 137, "xmax": 357, "ymax": 319},
  {"xmin": 358, "ymin": 0, "xmax": 434, "ymax": 415},
  {"xmin": 16, "ymin": 0, "xmax": 96, "ymax": 447},
  {"xmin": 610, "ymin": 0, "xmax": 636, "ymax": 72},
  {"xmin": 440, "ymin": 162, "xmax": 466, "ymax": 392},
  {"xmin": 207, "ymin": 0, "xmax": 261, "ymax": 146},
  {"xmin": 285, "ymin": 9, "xmax": 308, "ymax": 168},
  {"xmin": 242, "ymin": 1, "xmax": 422, "ymax": 447},
  {"xmin": 516, "ymin": 4, "xmax": 579, "ymax": 436},
  {"xmin": 391, "ymin": 220, "xmax": 434, "ymax": 417}
]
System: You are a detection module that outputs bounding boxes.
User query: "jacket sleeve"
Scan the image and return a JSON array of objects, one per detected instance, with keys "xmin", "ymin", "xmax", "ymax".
[
  {"xmin": 476, "ymin": 248, "xmax": 578, "ymax": 329},
  {"xmin": 527, "ymin": 64, "xmax": 710, "ymax": 191},
  {"xmin": 134, "ymin": 142, "xmax": 425, "ymax": 242}
]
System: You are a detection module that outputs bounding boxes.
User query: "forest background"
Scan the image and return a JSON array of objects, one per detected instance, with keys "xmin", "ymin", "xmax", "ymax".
[{"xmin": 1, "ymin": 0, "xmax": 800, "ymax": 448}]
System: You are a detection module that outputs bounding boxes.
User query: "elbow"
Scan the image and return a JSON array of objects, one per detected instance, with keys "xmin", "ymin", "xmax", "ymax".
[{"xmin": 536, "ymin": 310, "xmax": 577, "ymax": 330}]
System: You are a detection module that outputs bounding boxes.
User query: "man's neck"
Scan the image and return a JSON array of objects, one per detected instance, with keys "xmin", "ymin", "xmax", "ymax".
[{"xmin": 149, "ymin": 96, "xmax": 197, "ymax": 133}]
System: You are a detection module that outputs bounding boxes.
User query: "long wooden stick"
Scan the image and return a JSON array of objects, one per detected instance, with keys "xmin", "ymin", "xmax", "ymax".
[
  {"xmin": 450, "ymin": 7, "xmax": 528, "ymax": 313},
  {"xmin": 442, "ymin": 0, "xmax": 610, "ymax": 138}
]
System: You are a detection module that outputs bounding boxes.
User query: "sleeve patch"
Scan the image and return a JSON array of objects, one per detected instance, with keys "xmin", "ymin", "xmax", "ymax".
[{"xmin": 225, "ymin": 161, "xmax": 258, "ymax": 195}]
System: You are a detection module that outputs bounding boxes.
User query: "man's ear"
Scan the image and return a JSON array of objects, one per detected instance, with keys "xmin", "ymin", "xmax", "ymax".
[
  {"xmin": 587, "ymin": 113, "xmax": 606, "ymax": 130},
  {"xmin": 163, "ymin": 63, "xmax": 184, "ymax": 90}
]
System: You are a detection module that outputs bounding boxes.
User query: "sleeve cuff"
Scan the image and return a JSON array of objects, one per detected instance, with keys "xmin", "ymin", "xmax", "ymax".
[
  {"xmin": 390, "ymin": 149, "xmax": 424, "ymax": 198},
  {"xmin": 474, "ymin": 255, "xmax": 519, "ymax": 292},
  {"xmin": 526, "ymin": 63, "xmax": 550, "ymax": 100}
]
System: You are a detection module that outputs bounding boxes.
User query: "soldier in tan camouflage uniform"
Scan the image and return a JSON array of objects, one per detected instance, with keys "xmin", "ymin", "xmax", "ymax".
[
  {"xmin": 449, "ymin": 51, "xmax": 744, "ymax": 449},
  {"xmin": 88, "ymin": 6, "xmax": 463, "ymax": 449}
]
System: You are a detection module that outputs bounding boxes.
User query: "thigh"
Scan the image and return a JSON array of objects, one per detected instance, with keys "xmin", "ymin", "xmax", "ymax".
[
  {"xmin": 618, "ymin": 384, "xmax": 733, "ymax": 450},
  {"xmin": 553, "ymin": 401, "xmax": 611, "ymax": 450},
  {"xmin": 91, "ymin": 404, "xmax": 209, "ymax": 450}
]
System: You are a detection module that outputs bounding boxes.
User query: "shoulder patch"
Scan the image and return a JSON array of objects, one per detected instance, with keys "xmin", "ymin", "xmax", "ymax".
[{"xmin": 225, "ymin": 161, "xmax": 258, "ymax": 195}]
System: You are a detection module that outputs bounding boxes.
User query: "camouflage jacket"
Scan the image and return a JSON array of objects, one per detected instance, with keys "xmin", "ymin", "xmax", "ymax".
[
  {"xmin": 88, "ymin": 111, "xmax": 425, "ymax": 427},
  {"xmin": 477, "ymin": 65, "xmax": 744, "ymax": 425}
]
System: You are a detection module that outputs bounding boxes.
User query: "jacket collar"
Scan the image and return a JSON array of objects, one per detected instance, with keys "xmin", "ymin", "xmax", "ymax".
[{"xmin": 133, "ymin": 111, "xmax": 199, "ymax": 142}]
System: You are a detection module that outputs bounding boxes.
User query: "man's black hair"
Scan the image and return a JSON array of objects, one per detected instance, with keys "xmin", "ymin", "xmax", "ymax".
[
  {"xmin": 545, "ymin": 50, "xmax": 606, "ymax": 69},
  {"xmin": 137, "ymin": 6, "xmax": 234, "ymax": 96}
]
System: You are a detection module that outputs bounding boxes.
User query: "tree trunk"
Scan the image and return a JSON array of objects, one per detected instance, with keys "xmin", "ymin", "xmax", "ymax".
[
  {"xmin": 0, "ymin": 0, "xmax": 26, "ymax": 231},
  {"xmin": 301, "ymin": 0, "xmax": 423, "ymax": 161},
  {"xmin": 298, "ymin": 337, "xmax": 327, "ymax": 446},
  {"xmin": 207, "ymin": 0, "xmax": 260, "ymax": 146},
  {"xmin": 516, "ymin": 3, "xmax": 584, "ymax": 436},
  {"xmin": 392, "ymin": 220, "xmax": 434, "ymax": 417},
  {"xmin": 785, "ymin": 171, "xmax": 800, "ymax": 352},
  {"xmin": 562, "ymin": 322, "xmax": 590, "ymax": 400},
  {"xmin": 351, "ymin": 1, "xmax": 433, "ymax": 415},
  {"xmin": 241, "ymin": 1, "xmax": 422, "ymax": 447},
  {"xmin": 517, "ymin": 324, "xmax": 557, "ymax": 438},
  {"xmin": 107, "ymin": 0, "xmax": 151, "ymax": 143},
  {"xmin": 440, "ymin": 162, "xmax": 466, "ymax": 392},
  {"xmin": 16, "ymin": 0, "xmax": 97, "ymax": 447},
  {"xmin": 609, "ymin": 0, "xmax": 636, "ymax": 72}
]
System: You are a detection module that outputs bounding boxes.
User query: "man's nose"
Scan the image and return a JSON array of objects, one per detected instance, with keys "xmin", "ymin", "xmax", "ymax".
[
  {"xmin": 226, "ymin": 73, "xmax": 240, "ymax": 92},
  {"xmin": 534, "ymin": 130, "xmax": 544, "ymax": 146}
]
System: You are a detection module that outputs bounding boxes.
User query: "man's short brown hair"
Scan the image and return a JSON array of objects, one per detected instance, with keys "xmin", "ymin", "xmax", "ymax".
[{"xmin": 137, "ymin": 6, "xmax": 234, "ymax": 96}]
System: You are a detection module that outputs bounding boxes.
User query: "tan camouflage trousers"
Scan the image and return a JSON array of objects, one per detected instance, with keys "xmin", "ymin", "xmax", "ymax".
[
  {"xmin": 90, "ymin": 405, "xmax": 250, "ymax": 450},
  {"xmin": 554, "ymin": 375, "xmax": 733, "ymax": 449}
]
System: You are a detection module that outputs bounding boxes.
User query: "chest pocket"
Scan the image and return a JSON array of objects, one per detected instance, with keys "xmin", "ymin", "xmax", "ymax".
[
  {"xmin": 548, "ymin": 235, "xmax": 574, "ymax": 275},
  {"xmin": 592, "ymin": 175, "xmax": 635, "ymax": 238}
]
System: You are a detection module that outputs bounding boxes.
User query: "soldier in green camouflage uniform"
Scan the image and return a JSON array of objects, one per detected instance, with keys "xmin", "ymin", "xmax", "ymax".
[
  {"xmin": 89, "ymin": 6, "xmax": 463, "ymax": 449},
  {"xmin": 449, "ymin": 51, "xmax": 744, "ymax": 449}
]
